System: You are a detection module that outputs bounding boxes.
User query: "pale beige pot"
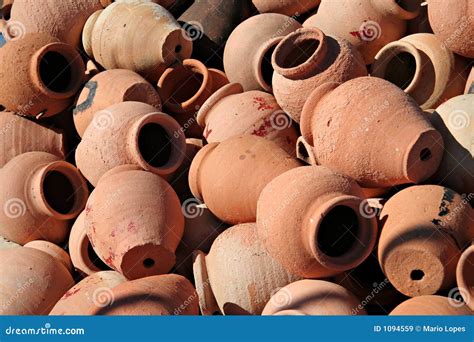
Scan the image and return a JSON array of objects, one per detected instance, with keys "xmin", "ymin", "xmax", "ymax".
[
  {"xmin": 24, "ymin": 240, "xmax": 73, "ymax": 273},
  {"xmin": 390, "ymin": 295, "xmax": 472, "ymax": 315}
]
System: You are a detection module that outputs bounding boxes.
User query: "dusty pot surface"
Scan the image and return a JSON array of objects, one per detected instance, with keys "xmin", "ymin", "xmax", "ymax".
[
  {"xmin": 0, "ymin": 152, "xmax": 88, "ymax": 245},
  {"xmin": 0, "ymin": 33, "xmax": 85, "ymax": 118},
  {"xmin": 0, "ymin": 236, "xmax": 19, "ymax": 250},
  {"xmin": 86, "ymin": 166, "xmax": 184, "ymax": 279},
  {"xmin": 390, "ymin": 295, "xmax": 472, "ymax": 315},
  {"xmin": 257, "ymin": 166, "xmax": 377, "ymax": 278},
  {"xmin": 379, "ymin": 185, "xmax": 473, "ymax": 297},
  {"xmin": 262, "ymin": 279, "xmax": 365, "ymax": 315},
  {"xmin": 73, "ymin": 69, "xmax": 162, "ymax": 137},
  {"xmin": 76, "ymin": 101, "xmax": 186, "ymax": 186},
  {"xmin": 193, "ymin": 223, "xmax": 301, "ymax": 315},
  {"xmin": 300, "ymin": 77, "xmax": 444, "ymax": 188},
  {"xmin": 271, "ymin": 27, "xmax": 367, "ymax": 122},
  {"xmin": 197, "ymin": 83, "xmax": 298, "ymax": 156},
  {"xmin": 189, "ymin": 135, "xmax": 302, "ymax": 224},
  {"xmin": 224, "ymin": 13, "xmax": 301, "ymax": 92},
  {"xmin": 252, "ymin": 0, "xmax": 320, "ymax": 16},
  {"xmin": 457, "ymin": 244, "xmax": 474, "ymax": 311},
  {"xmin": 0, "ymin": 247, "xmax": 74, "ymax": 315},
  {"xmin": 24, "ymin": 240, "xmax": 73, "ymax": 273}
]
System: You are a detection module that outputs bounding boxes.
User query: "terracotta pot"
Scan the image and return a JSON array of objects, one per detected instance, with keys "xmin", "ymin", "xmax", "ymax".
[
  {"xmin": 372, "ymin": 33, "xmax": 469, "ymax": 109},
  {"xmin": 0, "ymin": 0, "xmax": 13, "ymax": 19},
  {"xmin": 189, "ymin": 135, "xmax": 302, "ymax": 224},
  {"xmin": 271, "ymin": 27, "xmax": 367, "ymax": 122},
  {"xmin": 50, "ymin": 271, "xmax": 126, "ymax": 315},
  {"xmin": 427, "ymin": 0, "xmax": 474, "ymax": 58},
  {"xmin": 76, "ymin": 101, "xmax": 186, "ymax": 187},
  {"xmin": 194, "ymin": 223, "xmax": 300, "ymax": 315},
  {"xmin": 83, "ymin": 1, "xmax": 192, "ymax": 81},
  {"xmin": 0, "ymin": 33, "xmax": 85, "ymax": 118},
  {"xmin": 465, "ymin": 67, "xmax": 474, "ymax": 94},
  {"xmin": 74, "ymin": 69, "xmax": 162, "ymax": 137},
  {"xmin": 85, "ymin": 59, "xmax": 101, "ymax": 82},
  {"xmin": 390, "ymin": 295, "xmax": 472, "ymax": 315},
  {"xmin": 300, "ymin": 77, "xmax": 444, "ymax": 188},
  {"xmin": 263, "ymin": 279, "xmax": 365, "ymax": 315},
  {"xmin": 379, "ymin": 185, "xmax": 473, "ymax": 297},
  {"xmin": 157, "ymin": 59, "xmax": 229, "ymax": 138},
  {"xmin": 0, "ymin": 247, "xmax": 73, "ymax": 315},
  {"xmin": 0, "ymin": 236, "xmax": 19, "ymax": 250},
  {"xmin": 86, "ymin": 165, "xmax": 184, "ymax": 279},
  {"xmin": 197, "ymin": 83, "xmax": 298, "ymax": 155},
  {"xmin": 252, "ymin": 0, "xmax": 320, "ymax": 16},
  {"xmin": 0, "ymin": 112, "xmax": 65, "ymax": 167},
  {"xmin": 24, "ymin": 240, "xmax": 73, "ymax": 273},
  {"xmin": 304, "ymin": 0, "xmax": 420, "ymax": 64},
  {"xmin": 257, "ymin": 166, "xmax": 377, "ymax": 278},
  {"xmin": 457, "ymin": 244, "xmax": 474, "ymax": 311},
  {"xmin": 0, "ymin": 152, "xmax": 88, "ymax": 245},
  {"xmin": 224, "ymin": 14, "xmax": 301, "ymax": 92}
]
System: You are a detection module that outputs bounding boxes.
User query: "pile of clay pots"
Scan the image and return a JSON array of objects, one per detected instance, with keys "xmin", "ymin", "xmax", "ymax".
[{"xmin": 0, "ymin": 0, "xmax": 472, "ymax": 316}]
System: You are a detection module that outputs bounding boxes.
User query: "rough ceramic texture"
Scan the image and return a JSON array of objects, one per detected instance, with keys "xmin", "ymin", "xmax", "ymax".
[
  {"xmin": 76, "ymin": 101, "xmax": 186, "ymax": 187},
  {"xmin": 0, "ymin": 236, "xmax": 19, "ymax": 250},
  {"xmin": 0, "ymin": 33, "xmax": 85, "ymax": 118},
  {"xmin": 0, "ymin": 152, "xmax": 88, "ymax": 245},
  {"xmin": 24, "ymin": 240, "xmax": 73, "ymax": 273},
  {"xmin": 0, "ymin": 247, "xmax": 73, "ymax": 315},
  {"xmin": 86, "ymin": 166, "xmax": 184, "ymax": 280},
  {"xmin": 193, "ymin": 223, "xmax": 301, "ymax": 315},
  {"xmin": 189, "ymin": 135, "xmax": 302, "ymax": 224},
  {"xmin": 263, "ymin": 279, "xmax": 365, "ymax": 315},
  {"xmin": 300, "ymin": 77, "xmax": 444, "ymax": 188},
  {"xmin": 73, "ymin": 69, "xmax": 162, "ymax": 137},
  {"xmin": 0, "ymin": 112, "xmax": 65, "ymax": 167},
  {"xmin": 224, "ymin": 14, "xmax": 301, "ymax": 92},
  {"xmin": 197, "ymin": 83, "xmax": 298, "ymax": 155},
  {"xmin": 304, "ymin": 0, "xmax": 419, "ymax": 63},
  {"xmin": 257, "ymin": 166, "xmax": 377, "ymax": 278},
  {"xmin": 252, "ymin": 0, "xmax": 320, "ymax": 16},
  {"xmin": 457, "ymin": 244, "xmax": 474, "ymax": 311},
  {"xmin": 379, "ymin": 185, "xmax": 473, "ymax": 297},
  {"xmin": 271, "ymin": 27, "xmax": 367, "ymax": 122},
  {"xmin": 372, "ymin": 33, "xmax": 469, "ymax": 109},
  {"xmin": 83, "ymin": 2, "xmax": 192, "ymax": 81},
  {"xmin": 390, "ymin": 295, "xmax": 472, "ymax": 315}
]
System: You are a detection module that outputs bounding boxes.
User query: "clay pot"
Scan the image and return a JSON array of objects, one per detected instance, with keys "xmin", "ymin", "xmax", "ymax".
[
  {"xmin": 86, "ymin": 165, "xmax": 184, "ymax": 279},
  {"xmin": 252, "ymin": 0, "xmax": 320, "ymax": 16},
  {"xmin": 194, "ymin": 223, "xmax": 301, "ymax": 315},
  {"xmin": 197, "ymin": 83, "xmax": 298, "ymax": 155},
  {"xmin": 0, "ymin": 247, "xmax": 73, "ymax": 315},
  {"xmin": 465, "ymin": 68, "xmax": 473, "ymax": 94},
  {"xmin": 24, "ymin": 240, "xmax": 73, "ymax": 273},
  {"xmin": 457, "ymin": 244, "xmax": 474, "ymax": 311},
  {"xmin": 257, "ymin": 166, "xmax": 377, "ymax": 278},
  {"xmin": 83, "ymin": 1, "xmax": 192, "ymax": 81},
  {"xmin": 0, "ymin": 0, "xmax": 13, "ymax": 19},
  {"xmin": 189, "ymin": 135, "xmax": 302, "ymax": 224},
  {"xmin": 49, "ymin": 271, "xmax": 126, "ymax": 315},
  {"xmin": 76, "ymin": 101, "xmax": 186, "ymax": 187},
  {"xmin": 390, "ymin": 295, "xmax": 472, "ymax": 315},
  {"xmin": 0, "ymin": 152, "xmax": 88, "ymax": 245},
  {"xmin": 262, "ymin": 280, "xmax": 365, "ymax": 315},
  {"xmin": 427, "ymin": 0, "xmax": 474, "ymax": 58},
  {"xmin": 300, "ymin": 77, "xmax": 444, "ymax": 188},
  {"xmin": 0, "ymin": 33, "xmax": 85, "ymax": 118},
  {"xmin": 271, "ymin": 27, "xmax": 367, "ymax": 122},
  {"xmin": 0, "ymin": 112, "xmax": 65, "ymax": 167},
  {"xmin": 85, "ymin": 59, "xmax": 101, "ymax": 82},
  {"xmin": 0, "ymin": 236, "xmax": 19, "ymax": 250},
  {"xmin": 157, "ymin": 59, "xmax": 229, "ymax": 138},
  {"xmin": 372, "ymin": 33, "xmax": 469, "ymax": 109},
  {"xmin": 224, "ymin": 14, "xmax": 301, "ymax": 92},
  {"xmin": 74, "ymin": 69, "xmax": 162, "ymax": 137},
  {"xmin": 378, "ymin": 185, "xmax": 473, "ymax": 298},
  {"xmin": 304, "ymin": 0, "xmax": 420, "ymax": 64}
]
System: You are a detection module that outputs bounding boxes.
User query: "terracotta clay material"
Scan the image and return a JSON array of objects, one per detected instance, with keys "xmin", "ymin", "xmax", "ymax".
[
  {"xmin": 24, "ymin": 240, "xmax": 73, "ymax": 273},
  {"xmin": 0, "ymin": 236, "xmax": 19, "ymax": 250},
  {"xmin": 257, "ymin": 166, "xmax": 377, "ymax": 278},
  {"xmin": 74, "ymin": 69, "xmax": 162, "ymax": 137},
  {"xmin": 193, "ymin": 223, "xmax": 301, "ymax": 315},
  {"xmin": 304, "ymin": 0, "xmax": 420, "ymax": 64},
  {"xmin": 390, "ymin": 295, "xmax": 472, "ymax": 315},
  {"xmin": 0, "ymin": 247, "xmax": 74, "ymax": 315},
  {"xmin": 86, "ymin": 166, "xmax": 184, "ymax": 280},
  {"xmin": 224, "ymin": 13, "xmax": 301, "ymax": 92},
  {"xmin": 0, "ymin": 33, "xmax": 85, "ymax": 118},
  {"xmin": 378, "ymin": 185, "xmax": 473, "ymax": 298},
  {"xmin": 300, "ymin": 77, "xmax": 444, "ymax": 188},
  {"xmin": 189, "ymin": 135, "xmax": 302, "ymax": 224},
  {"xmin": 465, "ymin": 67, "xmax": 474, "ymax": 94},
  {"xmin": 271, "ymin": 27, "xmax": 367, "ymax": 122},
  {"xmin": 0, "ymin": 112, "xmax": 65, "ymax": 167},
  {"xmin": 252, "ymin": 0, "xmax": 320, "ymax": 16},
  {"xmin": 457, "ymin": 244, "xmax": 474, "ymax": 311},
  {"xmin": 76, "ymin": 101, "xmax": 186, "ymax": 187},
  {"xmin": 372, "ymin": 33, "xmax": 469, "ymax": 109},
  {"xmin": 262, "ymin": 279, "xmax": 365, "ymax": 315},
  {"xmin": 0, "ymin": 152, "xmax": 89, "ymax": 245},
  {"xmin": 197, "ymin": 83, "xmax": 298, "ymax": 156}
]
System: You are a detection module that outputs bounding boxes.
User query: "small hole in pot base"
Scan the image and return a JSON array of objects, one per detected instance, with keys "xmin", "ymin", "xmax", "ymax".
[
  {"xmin": 383, "ymin": 52, "xmax": 416, "ymax": 90},
  {"xmin": 138, "ymin": 123, "xmax": 172, "ymax": 168},
  {"xmin": 143, "ymin": 258, "xmax": 155, "ymax": 268},
  {"xmin": 410, "ymin": 269, "xmax": 424, "ymax": 280},
  {"xmin": 175, "ymin": 45, "xmax": 182, "ymax": 53},
  {"xmin": 43, "ymin": 171, "xmax": 75, "ymax": 214},
  {"xmin": 280, "ymin": 39, "xmax": 319, "ymax": 69},
  {"xmin": 39, "ymin": 51, "xmax": 73, "ymax": 93},
  {"xmin": 420, "ymin": 148, "xmax": 432, "ymax": 161}
]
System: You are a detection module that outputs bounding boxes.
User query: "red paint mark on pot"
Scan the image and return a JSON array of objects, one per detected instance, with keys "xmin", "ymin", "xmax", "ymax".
[
  {"xmin": 127, "ymin": 222, "xmax": 137, "ymax": 233},
  {"xmin": 203, "ymin": 126, "xmax": 213, "ymax": 139},
  {"xmin": 85, "ymin": 205, "xmax": 92, "ymax": 214},
  {"xmin": 63, "ymin": 287, "xmax": 81, "ymax": 298},
  {"xmin": 253, "ymin": 97, "xmax": 273, "ymax": 111},
  {"xmin": 252, "ymin": 117, "xmax": 272, "ymax": 137},
  {"xmin": 350, "ymin": 31, "xmax": 362, "ymax": 40}
]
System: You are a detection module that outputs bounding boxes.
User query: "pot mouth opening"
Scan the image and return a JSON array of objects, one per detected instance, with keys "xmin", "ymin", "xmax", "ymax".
[
  {"xmin": 277, "ymin": 38, "xmax": 320, "ymax": 69},
  {"xmin": 39, "ymin": 51, "xmax": 75, "ymax": 93},
  {"xmin": 87, "ymin": 241, "xmax": 109, "ymax": 271},
  {"xmin": 138, "ymin": 123, "xmax": 173, "ymax": 168},
  {"xmin": 255, "ymin": 39, "xmax": 281, "ymax": 91},
  {"xmin": 394, "ymin": 0, "xmax": 419, "ymax": 14},
  {"xmin": 1, "ymin": 4, "xmax": 12, "ymax": 20},
  {"xmin": 383, "ymin": 52, "xmax": 417, "ymax": 91}
]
